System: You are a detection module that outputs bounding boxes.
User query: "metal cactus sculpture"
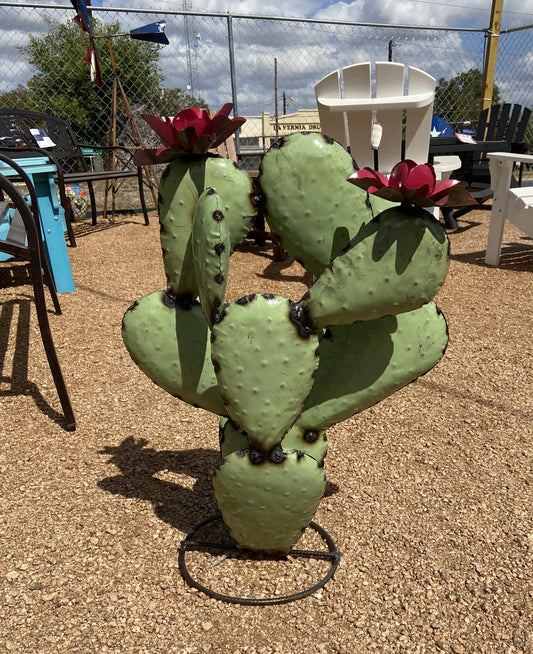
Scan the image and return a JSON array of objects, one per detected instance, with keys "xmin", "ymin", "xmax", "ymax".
[{"xmin": 123, "ymin": 107, "xmax": 474, "ymax": 555}]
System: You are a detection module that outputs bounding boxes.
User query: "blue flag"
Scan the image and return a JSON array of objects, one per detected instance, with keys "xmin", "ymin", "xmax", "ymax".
[
  {"xmin": 431, "ymin": 116, "xmax": 454, "ymax": 137},
  {"xmin": 130, "ymin": 21, "xmax": 169, "ymax": 45}
]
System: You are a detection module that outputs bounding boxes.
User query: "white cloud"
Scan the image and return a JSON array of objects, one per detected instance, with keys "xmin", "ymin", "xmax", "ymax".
[
  {"xmin": 5, "ymin": 0, "xmax": 533, "ymax": 28},
  {"xmin": 100, "ymin": 0, "xmax": 533, "ymax": 29},
  {"xmin": 143, "ymin": 5, "xmax": 532, "ymax": 115},
  {"xmin": 101, "ymin": 0, "xmax": 320, "ymax": 18},
  {"xmin": 1, "ymin": 1, "xmax": 531, "ymax": 117},
  {"xmin": 313, "ymin": 0, "xmax": 489, "ymax": 28},
  {"xmin": 0, "ymin": 7, "xmax": 53, "ymax": 92},
  {"xmin": 501, "ymin": 0, "xmax": 533, "ymax": 29}
]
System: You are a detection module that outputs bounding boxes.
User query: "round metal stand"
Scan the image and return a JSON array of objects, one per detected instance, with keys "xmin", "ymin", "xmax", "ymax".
[{"xmin": 178, "ymin": 514, "xmax": 341, "ymax": 606}]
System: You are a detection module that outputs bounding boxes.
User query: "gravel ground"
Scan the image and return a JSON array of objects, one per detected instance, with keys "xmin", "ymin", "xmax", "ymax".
[{"xmin": 0, "ymin": 205, "xmax": 532, "ymax": 654}]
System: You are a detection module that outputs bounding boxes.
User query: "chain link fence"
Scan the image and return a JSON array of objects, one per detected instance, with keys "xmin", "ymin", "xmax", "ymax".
[
  {"xmin": 0, "ymin": 3, "xmax": 531, "ymax": 150},
  {"xmin": 494, "ymin": 25, "xmax": 533, "ymax": 115}
]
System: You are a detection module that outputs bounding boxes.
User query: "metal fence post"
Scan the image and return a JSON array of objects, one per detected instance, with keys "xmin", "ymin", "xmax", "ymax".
[{"xmin": 226, "ymin": 12, "xmax": 240, "ymax": 156}]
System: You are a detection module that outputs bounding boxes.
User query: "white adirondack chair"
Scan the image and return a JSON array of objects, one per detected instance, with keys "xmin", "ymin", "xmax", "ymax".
[
  {"xmin": 485, "ymin": 152, "xmax": 533, "ymax": 266},
  {"xmin": 315, "ymin": 62, "xmax": 460, "ymax": 218}
]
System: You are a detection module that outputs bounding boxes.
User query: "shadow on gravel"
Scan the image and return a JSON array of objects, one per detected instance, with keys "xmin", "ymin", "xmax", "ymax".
[
  {"xmin": 450, "ymin": 238, "xmax": 533, "ymax": 272},
  {"xmin": 71, "ymin": 217, "xmax": 141, "ymax": 239},
  {"xmin": 259, "ymin": 257, "xmax": 314, "ymax": 286},
  {"xmin": 98, "ymin": 436, "xmax": 339, "ymax": 534},
  {"xmin": 235, "ymin": 242, "xmax": 313, "ymax": 285},
  {"xmin": 0, "ymin": 297, "xmax": 69, "ymax": 429},
  {"xmin": 98, "ymin": 436, "xmax": 220, "ymax": 533}
]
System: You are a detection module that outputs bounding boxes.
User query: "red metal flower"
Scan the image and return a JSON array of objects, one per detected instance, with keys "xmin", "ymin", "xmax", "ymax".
[
  {"xmin": 140, "ymin": 103, "xmax": 245, "ymax": 162},
  {"xmin": 347, "ymin": 160, "xmax": 476, "ymax": 208}
]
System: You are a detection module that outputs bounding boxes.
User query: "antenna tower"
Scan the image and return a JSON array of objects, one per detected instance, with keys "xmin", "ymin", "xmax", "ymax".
[{"xmin": 183, "ymin": 0, "xmax": 199, "ymax": 98}]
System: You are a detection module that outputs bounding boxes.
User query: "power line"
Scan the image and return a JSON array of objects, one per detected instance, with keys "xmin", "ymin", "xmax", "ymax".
[
  {"xmin": 190, "ymin": 0, "xmax": 533, "ymax": 19},
  {"xmin": 388, "ymin": 0, "xmax": 533, "ymax": 17}
]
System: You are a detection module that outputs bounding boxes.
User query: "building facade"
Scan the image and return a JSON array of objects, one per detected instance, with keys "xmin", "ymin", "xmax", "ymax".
[{"xmin": 239, "ymin": 109, "xmax": 321, "ymax": 152}]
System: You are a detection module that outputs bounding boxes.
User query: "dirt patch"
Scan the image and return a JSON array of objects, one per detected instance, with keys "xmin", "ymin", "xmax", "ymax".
[{"xmin": 0, "ymin": 206, "xmax": 532, "ymax": 653}]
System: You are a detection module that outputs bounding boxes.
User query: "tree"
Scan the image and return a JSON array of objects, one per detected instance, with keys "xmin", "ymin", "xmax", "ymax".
[
  {"xmin": 434, "ymin": 68, "xmax": 501, "ymax": 130},
  {"xmin": 155, "ymin": 87, "xmax": 208, "ymax": 117},
  {"xmin": 0, "ymin": 85, "xmax": 32, "ymax": 109},
  {"xmin": 22, "ymin": 16, "xmax": 165, "ymax": 144}
]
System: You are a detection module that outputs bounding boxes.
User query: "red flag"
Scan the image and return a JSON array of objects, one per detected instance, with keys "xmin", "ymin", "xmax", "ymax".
[{"xmin": 85, "ymin": 44, "xmax": 102, "ymax": 85}]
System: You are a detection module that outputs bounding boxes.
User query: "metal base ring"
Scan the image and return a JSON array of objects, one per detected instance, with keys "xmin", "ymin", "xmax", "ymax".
[{"xmin": 178, "ymin": 514, "xmax": 341, "ymax": 606}]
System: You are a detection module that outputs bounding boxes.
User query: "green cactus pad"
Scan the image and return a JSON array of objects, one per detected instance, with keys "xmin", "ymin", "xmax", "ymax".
[
  {"xmin": 302, "ymin": 206, "xmax": 449, "ymax": 327},
  {"xmin": 158, "ymin": 154, "xmax": 256, "ymax": 300},
  {"xmin": 122, "ymin": 291, "xmax": 226, "ymax": 416},
  {"xmin": 219, "ymin": 417, "xmax": 249, "ymax": 459},
  {"xmin": 296, "ymin": 302, "xmax": 448, "ymax": 431},
  {"xmin": 191, "ymin": 188, "xmax": 231, "ymax": 325},
  {"xmin": 219, "ymin": 416, "xmax": 327, "ymax": 464},
  {"xmin": 213, "ymin": 449, "xmax": 325, "ymax": 554},
  {"xmin": 258, "ymin": 132, "xmax": 393, "ymax": 276},
  {"xmin": 281, "ymin": 425, "xmax": 328, "ymax": 464},
  {"xmin": 210, "ymin": 294, "xmax": 320, "ymax": 451}
]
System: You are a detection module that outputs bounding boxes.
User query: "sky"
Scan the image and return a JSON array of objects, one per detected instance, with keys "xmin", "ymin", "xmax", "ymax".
[
  {"xmin": 1, "ymin": 0, "xmax": 533, "ymax": 117},
  {"xmin": 96, "ymin": 0, "xmax": 533, "ymax": 115},
  {"xmin": 97, "ymin": 0, "xmax": 533, "ymax": 30}
]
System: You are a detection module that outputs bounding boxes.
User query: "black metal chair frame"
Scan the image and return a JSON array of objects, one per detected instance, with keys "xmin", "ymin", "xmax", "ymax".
[
  {"xmin": 429, "ymin": 103, "xmax": 531, "ymax": 229},
  {"xmin": 0, "ymin": 154, "xmax": 76, "ymax": 430},
  {"xmin": 0, "ymin": 108, "xmax": 150, "ymax": 227},
  {"xmin": 458, "ymin": 103, "xmax": 531, "ymax": 188}
]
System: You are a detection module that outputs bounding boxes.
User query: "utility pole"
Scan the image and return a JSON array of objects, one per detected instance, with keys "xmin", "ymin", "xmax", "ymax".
[
  {"xmin": 481, "ymin": 0, "xmax": 504, "ymax": 112},
  {"xmin": 274, "ymin": 58, "xmax": 279, "ymax": 137}
]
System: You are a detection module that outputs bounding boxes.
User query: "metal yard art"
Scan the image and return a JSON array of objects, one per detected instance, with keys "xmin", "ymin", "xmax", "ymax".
[
  {"xmin": 70, "ymin": 0, "xmax": 101, "ymax": 84},
  {"xmin": 122, "ymin": 105, "xmax": 473, "ymax": 601},
  {"xmin": 69, "ymin": 2, "xmax": 168, "ymax": 217},
  {"xmin": 70, "ymin": 0, "xmax": 169, "ymax": 84}
]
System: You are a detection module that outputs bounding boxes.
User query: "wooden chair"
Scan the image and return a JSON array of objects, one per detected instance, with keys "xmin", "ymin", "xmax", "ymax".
[
  {"xmin": 315, "ymin": 62, "xmax": 460, "ymax": 220},
  {"xmin": 209, "ymin": 132, "xmax": 238, "ymax": 162},
  {"xmin": 485, "ymin": 152, "xmax": 533, "ymax": 266},
  {"xmin": 0, "ymin": 160, "xmax": 76, "ymax": 429},
  {"xmin": 0, "ymin": 108, "xmax": 153, "ymax": 226}
]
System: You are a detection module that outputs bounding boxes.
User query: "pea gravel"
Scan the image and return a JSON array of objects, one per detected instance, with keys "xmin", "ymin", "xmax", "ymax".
[{"xmin": 0, "ymin": 205, "xmax": 532, "ymax": 653}]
